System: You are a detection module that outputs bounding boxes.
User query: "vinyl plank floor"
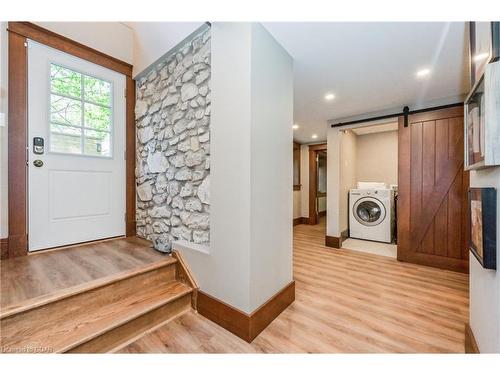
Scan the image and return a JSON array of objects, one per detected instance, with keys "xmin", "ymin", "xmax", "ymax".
[{"xmin": 120, "ymin": 218, "xmax": 469, "ymax": 353}]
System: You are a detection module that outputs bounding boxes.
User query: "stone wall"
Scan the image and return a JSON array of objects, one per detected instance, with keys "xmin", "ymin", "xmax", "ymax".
[{"xmin": 135, "ymin": 26, "xmax": 211, "ymax": 252}]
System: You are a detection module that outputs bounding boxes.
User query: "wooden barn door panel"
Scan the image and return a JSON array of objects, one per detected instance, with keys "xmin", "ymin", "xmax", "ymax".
[{"xmin": 398, "ymin": 106, "xmax": 469, "ymax": 273}]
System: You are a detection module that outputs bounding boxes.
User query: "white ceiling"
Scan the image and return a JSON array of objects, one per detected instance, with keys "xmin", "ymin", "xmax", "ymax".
[{"xmin": 262, "ymin": 22, "xmax": 469, "ymax": 143}]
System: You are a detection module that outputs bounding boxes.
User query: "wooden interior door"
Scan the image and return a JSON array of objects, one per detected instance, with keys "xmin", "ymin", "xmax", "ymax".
[{"xmin": 398, "ymin": 106, "xmax": 469, "ymax": 273}]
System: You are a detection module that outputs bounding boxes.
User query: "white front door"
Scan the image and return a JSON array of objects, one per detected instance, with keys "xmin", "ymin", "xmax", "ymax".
[{"xmin": 28, "ymin": 40, "xmax": 126, "ymax": 251}]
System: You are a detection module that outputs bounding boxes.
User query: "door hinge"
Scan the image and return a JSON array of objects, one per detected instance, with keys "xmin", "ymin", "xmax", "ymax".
[
  {"xmin": 24, "ymin": 42, "xmax": 28, "ymax": 48},
  {"xmin": 124, "ymin": 89, "xmax": 127, "ymax": 98},
  {"xmin": 124, "ymin": 150, "xmax": 127, "ymax": 160}
]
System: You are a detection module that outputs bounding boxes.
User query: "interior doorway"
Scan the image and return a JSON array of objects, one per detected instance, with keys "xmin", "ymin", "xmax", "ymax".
[
  {"xmin": 338, "ymin": 121, "xmax": 398, "ymax": 258},
  {"xmin": 308, "ymin": 143, "xmax": 327, "ymax": 226}
]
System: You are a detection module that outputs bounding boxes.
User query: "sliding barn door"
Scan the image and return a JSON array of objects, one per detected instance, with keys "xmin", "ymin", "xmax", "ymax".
[{"xmin": 398, "ymin": 106, "xmax": 469, "ymax": 273}]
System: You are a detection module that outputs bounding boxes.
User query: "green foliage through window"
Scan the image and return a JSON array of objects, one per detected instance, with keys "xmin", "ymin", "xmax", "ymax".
[{"xmin": 50, "ymin": 64, "xmax": 112, "ymax": 157}]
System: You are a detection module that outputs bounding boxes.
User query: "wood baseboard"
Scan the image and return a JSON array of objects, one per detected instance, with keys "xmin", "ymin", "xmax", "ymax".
[
  {"xmin": 325, "ymin": 235, "xmax": 341, "ymax": 248},
  {"xmin": 293, "ymin": 217, "xmax": 309, "ymax": 226},
  {"xmin": 1, "ymin": 238, "xmax": 8, "ymax": 260},
  {"xmin": 465, "ymin": 323, "xmax": 480, "ymax": 353},
  {"xmin": 197, "ymin": 281, "xmax": 295, "ymax": 343},
  {"xmin": 325, "ymin": 230, "xmax": 349, "ymax": 249}
]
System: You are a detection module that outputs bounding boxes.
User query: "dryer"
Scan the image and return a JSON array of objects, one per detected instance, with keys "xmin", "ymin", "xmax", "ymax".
[{"xmin": 349, "ymin": 188, "xmax": 395, "ymax": 243}]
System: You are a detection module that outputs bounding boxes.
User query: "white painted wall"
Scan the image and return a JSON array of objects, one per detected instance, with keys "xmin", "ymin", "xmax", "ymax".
[
  {"xmin": 356, "ymin": 130, "xmax": 398, "ymax": 186},
  {"xmin": 249, "ymin": 22, "xmax": 293, "ymax": 310},
  {"xmin": 125, "ymin": 22, "xmax": 203, "ymax": 77},
  {"xmin": 184, "ymin": 22, "xmax": 252, "ymax": 312},
  {"xmin": 339, "ymin": 130, "xmax": 358, "ymax": 232},
  {"xmin": 34, "ymin": 22, "xmax": 133, "ymax": 64},
  {"xmin": 180, "ymin": 22, "xmax": 293, "ymax": 314},
  {"xmin": 326, "ymin": 128, "xmax": 341, "ymax": 238},
  {"xmin": 469, "ymin": 167, "xmax": 500, "ymax": 353}
]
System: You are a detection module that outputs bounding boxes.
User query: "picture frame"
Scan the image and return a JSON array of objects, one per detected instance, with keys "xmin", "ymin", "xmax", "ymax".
[
  {"xmin": 468, "ymin": 187, "xmax": 497, "ymax": 270},
  {"xmin": 464, "ymin": 59, "xmax": 500, "ymax": 170},
  {"xmin": 465, "ymin": 75, "xmax": 486, "ymax": 169},
  {"xmin": 469, "ymin": 22, "xmax": 500, "ymax": 88}
]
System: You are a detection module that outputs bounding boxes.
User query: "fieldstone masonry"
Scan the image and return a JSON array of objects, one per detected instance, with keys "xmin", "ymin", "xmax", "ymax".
[{"xmin": 135, "ymin": 27, "xmax": 211, "ymax": 252}]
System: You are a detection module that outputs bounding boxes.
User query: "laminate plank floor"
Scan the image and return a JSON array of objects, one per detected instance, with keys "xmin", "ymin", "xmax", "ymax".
[
  {"xmin": 120, "ymin": 218, "xmax": 469, "ymax": 353},
  {"xmin": 0, "ymin": 237, "xmax": 167, "ymax": 309}
]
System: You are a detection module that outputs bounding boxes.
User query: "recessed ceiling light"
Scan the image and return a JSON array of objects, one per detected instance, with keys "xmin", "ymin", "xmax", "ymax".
[
  {"xmin": 312, "ymin": 134, "xmax": 318, "ymax": 139},
  {"xmin": 416, "ymin": 68, "xmax": 431, "ymax": 78},
  {"xmin": 293, "ymin": 124, "xmax": 299, "ymax": 130},
  {"xmin": 324, "ymin": 93, "xmax": 335, "ymax": 101},
  {"xmin": 473, "ymin": 52, "xmax": 489, "ymax": 62}
]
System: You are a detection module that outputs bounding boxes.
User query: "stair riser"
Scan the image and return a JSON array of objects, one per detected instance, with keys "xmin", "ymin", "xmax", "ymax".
[
  {"xmin": 1, "ymin": 264, "xmax": 176, "ymax": 348},
  {"xmin": 68, "ymin": 293, "xmax": 191, "ymax": 353}
]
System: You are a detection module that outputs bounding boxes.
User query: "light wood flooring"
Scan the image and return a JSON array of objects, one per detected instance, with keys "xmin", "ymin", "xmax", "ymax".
[
  {"xmin": 0, "ymin": 237, "xmax": 166, "ymax": 308},
  {"xmin": 120, "ymin": 218, "xmax": 469, "ymax": 353},
  {"xmin": 0, "ymin": 238, "xmax": 195, "ymax": 353}
]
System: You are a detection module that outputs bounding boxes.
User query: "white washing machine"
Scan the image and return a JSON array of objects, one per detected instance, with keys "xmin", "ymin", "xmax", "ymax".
[{"xmin": 349, "ymin": 188, "xmax": 395, "ymax": 243}]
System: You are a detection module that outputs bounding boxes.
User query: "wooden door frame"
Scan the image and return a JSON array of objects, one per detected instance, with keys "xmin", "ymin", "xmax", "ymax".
[
  {"xmin": 308, "ymin": 143, "xmax": 327, "ymax": 225},
  {"xmin": 6, "ymin": 22, "xmax": 136, "ymax": 259}
]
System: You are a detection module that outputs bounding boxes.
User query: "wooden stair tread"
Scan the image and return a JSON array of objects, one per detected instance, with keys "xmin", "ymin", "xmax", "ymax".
[
  {"xmin": 0, "ymin": 256, "xmax": 177, "ymax": 319},
  {"xmin": 2, "ymin": 280, "xmax": 192, "ymax": 353}
]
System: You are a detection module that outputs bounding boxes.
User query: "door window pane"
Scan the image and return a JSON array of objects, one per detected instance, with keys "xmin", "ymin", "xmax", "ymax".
[
  {"xmin": 51, "ymin": 130, "xmax": 82, "ymax": 154},
  {"xmin": 84, "ymin": 76, "xmax": 111, "ymax": 106},
  {"xmin": 49, "ymin": 64, "xmax": 113, "ymax": 157},
  {"xmin": 50, "ymin": 65, "xmax": 82, "ymax": 98},
  {"xmin": 84, "ymin": 103, "xmax": 111, "ymax": 131},
  {"xmin": 84, "ymin": 129, "xmax": 111, "ymax": 157},
  {"xmin": 50, "ymin": 94, "xmax": 82, "ymax": 126},
  {"xmin": 50, "ymin": 123, "xmax": 82, "ymax": 136}
]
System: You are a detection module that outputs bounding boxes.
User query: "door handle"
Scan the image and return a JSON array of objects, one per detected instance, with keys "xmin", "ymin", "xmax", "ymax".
[{"xmin": 33, "ymin": 159, "xmax": 44, "ymax": 167}]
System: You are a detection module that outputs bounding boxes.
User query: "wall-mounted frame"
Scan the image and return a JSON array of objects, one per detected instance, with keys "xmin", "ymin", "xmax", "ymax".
[
  {"xmin": 469, "ymin": 22, "xmax": 500, "ymax": 88},
  {"xmin": 468, "ymin": 188, "xmax": 497, "ymax": 270},
  {"xmin": 465, "ymin": 60, "xmax": 500, "ymax": 170}
]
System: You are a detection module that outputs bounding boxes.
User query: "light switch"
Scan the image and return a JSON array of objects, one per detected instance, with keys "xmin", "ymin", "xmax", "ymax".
[{"xmin": 0, "ymin": 113, "xmax": 5, "ymax": 127}]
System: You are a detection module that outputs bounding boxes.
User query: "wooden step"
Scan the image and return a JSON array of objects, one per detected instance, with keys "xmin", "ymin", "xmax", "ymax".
[
  {"xmin": 1, "ymin": 256, "xmax": 177, "ymax": 319},
  {"xmin": 0, "ymin": 256, "xmax": 194, "ymax": 353}
]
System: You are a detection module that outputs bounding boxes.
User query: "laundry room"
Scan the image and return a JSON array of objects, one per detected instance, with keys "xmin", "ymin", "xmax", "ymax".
[{"xmin": 338, "ymin": 120, "xmax": 399, "ymax": 257}]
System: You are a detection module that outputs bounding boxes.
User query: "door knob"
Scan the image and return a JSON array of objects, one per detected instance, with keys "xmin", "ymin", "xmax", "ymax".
[{"xmin": 33, "ymin": 160, "xmax": 44, "ymax": 167}]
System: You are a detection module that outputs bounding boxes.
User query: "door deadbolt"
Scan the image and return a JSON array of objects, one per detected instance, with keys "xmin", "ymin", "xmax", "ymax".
[
  {"xmin": 33, "ymin": 159, "xmax": 44, "ymax": 167},
  {"xmin": 33, "ymin": 137, "xmax": 44, "ymax": 154}
]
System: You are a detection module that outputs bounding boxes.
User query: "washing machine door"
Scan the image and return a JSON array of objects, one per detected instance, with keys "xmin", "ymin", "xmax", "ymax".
[{"xmin": 353, "ymin": 197, "xmax": 386, "ymax": 227}]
